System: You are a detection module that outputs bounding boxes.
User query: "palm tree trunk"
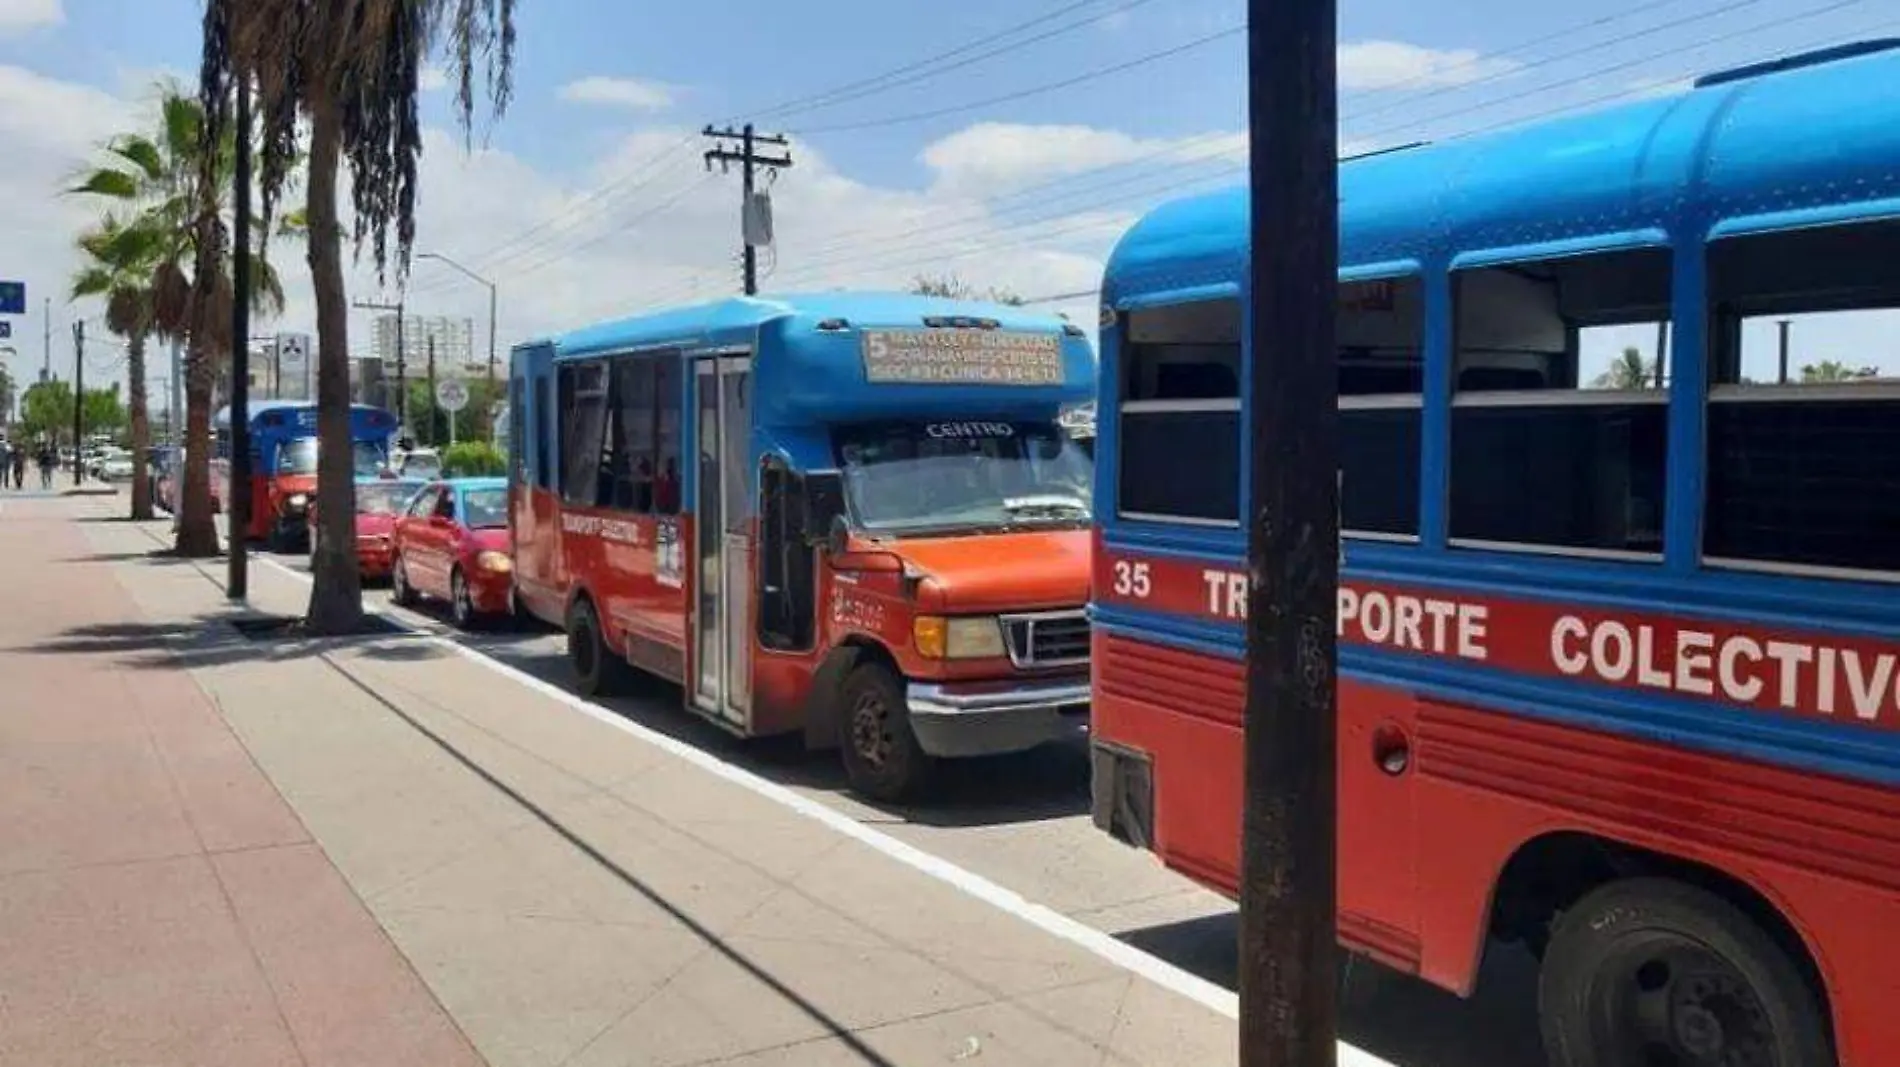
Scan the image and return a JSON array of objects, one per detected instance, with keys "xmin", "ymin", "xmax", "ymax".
[
  {"xmin": 302, "ymin": 99, "xmax": 363, "ymax": 634},
  {"xmin": 175, "ymin": 325, "xmax": 220, "ymax": 556},
  {"xmin": 127, "ymin": 332, "xmax": 153, "ymax": 521}
]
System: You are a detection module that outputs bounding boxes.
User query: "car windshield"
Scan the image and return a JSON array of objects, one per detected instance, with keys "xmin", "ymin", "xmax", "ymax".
[
  {"xmin": 832, "ymin": 419, "xmax": 1092, "ymax": 535},
  {"xmin": 277, "ymin": 438, "xmax": 388, "ymax": 476},
  {"xmin": 461, "ymin": 487, "xmax": 507, "ymax": 529},
  {"xmin": 356, "ymin": 482, "xmax": 418, "ymax": 516},
  {"xmin": 400, "ymin": 453, "xmax": 441, "ymax": 478}
]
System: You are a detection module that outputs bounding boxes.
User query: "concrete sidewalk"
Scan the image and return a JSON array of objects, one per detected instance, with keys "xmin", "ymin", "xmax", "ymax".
[{"xmin": 2, "ymin": 494, "xmax": 1256, "ymax": 1066}]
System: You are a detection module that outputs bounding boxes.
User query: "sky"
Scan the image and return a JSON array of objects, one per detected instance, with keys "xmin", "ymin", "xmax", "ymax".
[{"xmin": 0, "ymin": 0, "xmax": 1895, "ymax": 408}]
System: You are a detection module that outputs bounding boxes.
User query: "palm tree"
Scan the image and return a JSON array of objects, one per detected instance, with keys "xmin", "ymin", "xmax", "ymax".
[
  {"xmin": 70, "ymin": 217, "xmax": 160, "ymax": 518},
  {"xmin": 201, "ymin": 0, "xmax": 519, "ymax": 633},
  {"xmin": 69, "ymin": 87, "xmax": 287, "ymax": 553},
  {"xmin": 1591, "ymin": 346, "xmax": 1654, "ymax": 390}
]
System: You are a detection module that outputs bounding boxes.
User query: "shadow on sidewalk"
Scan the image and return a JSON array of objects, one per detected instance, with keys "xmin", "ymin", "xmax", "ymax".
[
  {"xmin": 1114, "ymin": 911, "xmax": 1548, "ymax": 1067},
  {"xmin": 23, "ymin": 617, "xmax": 458, "ymax": 672}
]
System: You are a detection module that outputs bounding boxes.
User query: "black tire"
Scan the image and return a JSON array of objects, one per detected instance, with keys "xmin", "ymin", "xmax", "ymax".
[
  {"xmin": 1539, "ymin": 877, "xmax": 1834, "ymax": 1067},
  {"xmin": 566, "ymin": 597, "xmax": 633, "ymax": 698},
  {"xmin": 449, "ymin": 568, "xmax": 482, "ymax": 631},
  {"xmin": 836, "ymin": 662, "xmax": 934, "ymax": 803},
  {"xmin": 390, "ymin": 553, "xmax": 419, "ymax": 607}
]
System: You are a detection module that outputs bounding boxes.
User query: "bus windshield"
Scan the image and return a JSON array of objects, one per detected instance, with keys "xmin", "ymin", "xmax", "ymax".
[
  {"xmin": 833, "ymin": 419, "xmax": 1092, "ymax": 535},
  {"xmin": 461, "ymin": 487, "xmax": 508, "ymax": 529},
  {"xmin": 277, "ymin": 438, "xmax": 388, "ymax": 476}
]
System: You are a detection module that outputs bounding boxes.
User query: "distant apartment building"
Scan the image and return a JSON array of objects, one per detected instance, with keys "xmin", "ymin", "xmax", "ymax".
[{"xmin": 372, "ymin": 315, "xmax": 479, "ymax": 377}]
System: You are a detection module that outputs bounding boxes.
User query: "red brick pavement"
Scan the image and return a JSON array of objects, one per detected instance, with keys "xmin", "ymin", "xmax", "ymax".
[{"xmin": 0, "ymin": 497, "xmax": 485, "ymax": 1067}]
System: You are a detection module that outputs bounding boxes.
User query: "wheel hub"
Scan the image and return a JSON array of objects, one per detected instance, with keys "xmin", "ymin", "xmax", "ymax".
[
  {"xmin": 1603, "ymin": 946, "xmax": 1776, "ymax": 1067},
  {"xmin": 850, "ymin": 694, "xmax": 890, "ymax": 769}
]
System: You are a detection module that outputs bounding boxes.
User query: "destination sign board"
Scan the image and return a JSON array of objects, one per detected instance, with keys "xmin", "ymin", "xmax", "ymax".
[{"xmin": 859, "ymin": 328, "xmax": 1064, "ymax": 386}]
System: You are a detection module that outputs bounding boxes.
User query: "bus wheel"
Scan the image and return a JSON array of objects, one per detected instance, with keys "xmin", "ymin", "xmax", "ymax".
[
  {"xmin": 1539, "ymin": 877, "xmax": 1833, "ymax": 1067},
  {"xmin": 566, "ymin": 597, "xmax": 632, "ymax": 698},
  {"xmin": 836, "ymin": 663, "xmax": 933, "ymax": 803},
  {"xmin": 390, "ymin": 554, "xmax": 418, "ymax": 607}
]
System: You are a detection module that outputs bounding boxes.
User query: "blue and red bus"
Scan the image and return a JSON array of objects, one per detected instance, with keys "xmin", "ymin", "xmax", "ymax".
[
  {"xmin": 509, "ymin": 294, "xmax": 1097, "ymax": 800},
  {"xmin": 1088, "ymin": 40, "xmax": 1900, "ymax": 1067},
  {"xmin": 213, "ymin": 400, "xmax": 398, "ymax": 549}
]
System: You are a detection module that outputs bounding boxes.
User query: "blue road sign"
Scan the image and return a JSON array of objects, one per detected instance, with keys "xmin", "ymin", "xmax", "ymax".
[
  {"xmin": 0, "ymin": 322, "xmax": 10, "ymax": 339},
  {"xmin": 0, "ymin": 281, "xmax": 22, "ymax": 315}
]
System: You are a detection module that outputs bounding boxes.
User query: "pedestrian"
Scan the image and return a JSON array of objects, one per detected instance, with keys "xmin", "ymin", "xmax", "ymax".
[
  {"xmin": 36, "ymin": 441, "xmax": 55, "ymax": 490},
  {"xmin": 9, "ymin": 445, "xmax": 22, "ymax": 490},
  {"xmin": 0, "ymin": 438, "xmax": 10, "ymax": 490}
]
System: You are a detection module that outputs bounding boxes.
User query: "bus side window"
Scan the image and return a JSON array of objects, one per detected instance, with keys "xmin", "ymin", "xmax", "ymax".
[
  {"xmin": 757, "ymin": 463, "xmax": 816, "ymax": 652},
  {"xmin": 1705, "ymin": 219, "xmax": 1900, "ymax": 576},
  {"xmin": 1450, "ymin": 248, "xmax": 1672, "ymax": 557},
  {"xmin": 1338, "ymin": 276, "xmax": 1423, "ymax": 539},
  {"xmin": 509, "ymin": 376, "xmax": 526, "ymax": 484},
  {"xmin": 558, "ymin": 361, "xmax": 610, "ymax": 507},
  {"xmin": 533, "ymin": 375, "xmax": 552, "ymax": 491},
  {"xmin": 1118, "ymin": 300, "xmax": 1241, "ymax": 525}
]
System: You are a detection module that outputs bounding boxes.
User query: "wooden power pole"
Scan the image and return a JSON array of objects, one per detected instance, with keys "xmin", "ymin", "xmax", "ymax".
[
  {"xmin": 227, "ymin": 72, "xmax": 253, "ymax": 601},
  {"xmin": 703, "ymin": 124, "xmax": 792, "ymax": 295},
  {"xmin": 1240, "ymin": 0, "xmax": 1341, "ymax": 1063}
]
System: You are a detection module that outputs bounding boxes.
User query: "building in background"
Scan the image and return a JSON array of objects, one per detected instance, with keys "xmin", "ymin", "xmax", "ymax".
[{"xmin": 372, "ymin": 315, "xmax": 478, "ymax": 377}]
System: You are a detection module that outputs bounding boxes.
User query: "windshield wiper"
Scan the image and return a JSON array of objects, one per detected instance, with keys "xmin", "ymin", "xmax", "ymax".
[{"xmin": 1003, "ymin": 494, "xmax": 1089, "ymax": 516}]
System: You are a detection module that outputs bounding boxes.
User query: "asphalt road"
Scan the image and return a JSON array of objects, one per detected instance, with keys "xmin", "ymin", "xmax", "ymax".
[{"xmin": 267, "ymin": 546, "xmax": 1550, "ymax": 1067}]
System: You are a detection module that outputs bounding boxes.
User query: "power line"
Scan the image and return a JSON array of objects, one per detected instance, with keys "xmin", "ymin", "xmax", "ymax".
[{"xmin": 792, "ymin": 24, "xmax": 1245, "ymax": 135}]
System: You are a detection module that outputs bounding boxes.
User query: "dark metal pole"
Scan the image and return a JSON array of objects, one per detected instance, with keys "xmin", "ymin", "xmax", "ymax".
[
  {"xmin": 486, "ymin": 281, "xmax": 498, "ymax": 382},
  {"xmin": 1777, "ymin": 318, "xmax": 1791, "ymax": 384},
  {"xmin": 71, "ymin": 321, "xmax": 84, "ymax": 486},
  {"xmin": 1241, "ymin": 0, "xmax": 1340, "ymax": 1061},
  {"xmin": 741, "ymin": 123, "xmax": 758, "ymax": 296},
  {"xmin": 426, "ymin": 333, "xmax": 437, "ymax": 447},
  {"xmin": 228, "ymin": 73, "xmax": 252, "ymax": 601}
]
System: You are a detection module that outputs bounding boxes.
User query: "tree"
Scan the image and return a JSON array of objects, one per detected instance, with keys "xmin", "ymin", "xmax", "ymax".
[
  {"xmin": 0, "ymin": 363, "xmax": 15, "ymax": 428},
  {"xmin": 1591, "ymin": 346, "xmax": 1654, "ymax": 390},
  {"xmin": 202, "ymin": 0, "xmax": 519, "ymax": 633},
  {"xmin": 909, "ymin": 272, "xmax": 1027, "ymax": 306},
  {"xmin": 83, "ymin": 385, "xmax": 128, "ymax": 440},
  {"xmin": 19, "ymin": 381, "xmax": 73, "ymax": 443},
  {"xmin": 71, "ymin": 217, "xmax": 158, "ymax": 516},
  {"xmin": 69, "ymin": 85, "xmax": 288, "ymax": 551},
  {"xmin": 1800, "ymin": 360, "xmax": 1878, "ymax": 383}
]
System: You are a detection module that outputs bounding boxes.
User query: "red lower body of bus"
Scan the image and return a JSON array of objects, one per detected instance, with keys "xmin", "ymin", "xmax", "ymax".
[{"xmin": 1089, "ymin": 630, "xmax": 1900, "ymax": 1067}]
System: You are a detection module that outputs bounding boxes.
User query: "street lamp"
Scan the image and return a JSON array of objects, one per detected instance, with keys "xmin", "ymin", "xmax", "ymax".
[{"xmin": 416, "ymin": 252, "xmax": 499, "ymax": 381}]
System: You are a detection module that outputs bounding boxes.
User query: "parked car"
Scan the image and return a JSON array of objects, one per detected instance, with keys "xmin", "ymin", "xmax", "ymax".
[
  {"xmin": 95, "ymin": 448, "xmax": 134, "ymax": 481},
  {"xmin": 308, "ymin": 475, "xmax": 426, "ymax": 580},
  {"xmin": 390, "ymin": 447, "xmax": 442, "ymax": 480},
  {"xmin": 388, "ymin": 476, "xmax": 513, "ymax": 629}
]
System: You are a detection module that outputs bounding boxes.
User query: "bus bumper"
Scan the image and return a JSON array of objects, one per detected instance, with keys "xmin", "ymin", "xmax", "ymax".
[{"xmin": 905, "ymin": 678, "xmax": 1090, "ymax": 758}]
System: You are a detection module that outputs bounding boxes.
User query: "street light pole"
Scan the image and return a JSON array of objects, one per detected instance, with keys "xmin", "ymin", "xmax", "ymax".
[{"xmin": 417, "ymin": 252, "xmax": 498, "ymax": 381}]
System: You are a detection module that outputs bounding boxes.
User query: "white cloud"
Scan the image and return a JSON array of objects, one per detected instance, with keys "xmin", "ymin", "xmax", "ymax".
[
  {"xmin": 1339, "ymin": 41, "xmax": 1520, "ymax": 91},
  {"xmin": 0, "ymin": 0, "xmax": 60, "ymax": 36},
  {"xmin": 557, "ymin": 75, "xmax": 675, "ymax": 112},
  {"xmin": 419, "ymin": 65, "xmax": 448, "ymax": 92},
  {"xmin": 922, "ymin": 122, "xmax": 1244, "ymax": 198}
]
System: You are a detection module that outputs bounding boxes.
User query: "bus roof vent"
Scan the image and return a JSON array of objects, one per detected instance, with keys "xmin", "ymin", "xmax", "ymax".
[
  {"xmin": 814, "ymin": 318, "xmax": 851, "ymax": 332},
  {"xmin": 922, "ymin": 315, "xmax": 1001, "ymax": 330},
  {"xmin": 1695, "ymin": 38, "xmax": 1900, "ymax": 89}
]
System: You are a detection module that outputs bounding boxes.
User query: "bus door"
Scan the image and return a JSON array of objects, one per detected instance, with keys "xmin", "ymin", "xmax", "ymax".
[{"xmin": 692, "ymin": 354, "xmax": 753, "ymax": 727}]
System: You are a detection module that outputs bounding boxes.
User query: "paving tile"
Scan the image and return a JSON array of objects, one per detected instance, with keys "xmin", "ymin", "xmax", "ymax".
[
  {"xmin": 0, "ymin": 738, "xmax": 200, "ymax": 876},
  {"xmin": 0, "ymin": 855, "xmax": 301, "ymax": 1067},
  {"xmin": 133, "ymin": 671, "xmax": 312, "ymax": 855},
  {"xmin": 212, "ymin": 843, "xmax": 484, "ymax": 1067}
]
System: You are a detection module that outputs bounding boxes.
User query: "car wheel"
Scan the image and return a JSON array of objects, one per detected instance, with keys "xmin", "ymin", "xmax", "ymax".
[
  {"xmin": 836, "ymin": 662, "xmax": 934, "ymax": 803},
  {"xmin": 390, "ymin": 553, "xmax": 418, "ymax": 607},
  {"xmin": 450, "ymin": 568, "xmax": 481, "ymax": 631},
  {"xmin": 1539, "ymin": 878, "xmax": 1833, "ymax": 1067}
]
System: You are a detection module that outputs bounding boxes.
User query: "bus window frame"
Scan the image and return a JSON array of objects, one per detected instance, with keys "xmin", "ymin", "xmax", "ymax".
[
  {"xmin": 1337, "ymin": 270, "xmax": 1427, "ymax": 544},
  {"xmin": 1445, "ymin": 244, "xmax": 1675, "ymax": 564},
  {"xmin": 1114, "ymin": 299, "xmax": 1244, "ymax": 529}
]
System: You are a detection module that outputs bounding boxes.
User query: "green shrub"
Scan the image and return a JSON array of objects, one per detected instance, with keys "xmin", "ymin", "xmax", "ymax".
[{"xmin": 442, "ymin": 441, "xmax": 506, "ymax": 477}]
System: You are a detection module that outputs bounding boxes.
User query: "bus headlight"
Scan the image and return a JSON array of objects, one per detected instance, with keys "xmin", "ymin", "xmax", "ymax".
[
  {"xmin": 476, "ymin": 550, "xmax": 513, "ymax": 573},
  {"xmin": 284, "ymin": 493, "xmax": 309, "ymax": 513},
  {"xmin": 912, "ymin": 615, "xmax": 1006, "ymax": 660}
]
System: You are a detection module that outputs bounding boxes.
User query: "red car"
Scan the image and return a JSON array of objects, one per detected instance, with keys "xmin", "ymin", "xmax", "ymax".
[
  {"xmin": 389, "ymin": 477, "xmax": 513, "ymax": 629},
  {"xmin": 307, "ymin": 476, "xmax": 427, "ymax": 579}
]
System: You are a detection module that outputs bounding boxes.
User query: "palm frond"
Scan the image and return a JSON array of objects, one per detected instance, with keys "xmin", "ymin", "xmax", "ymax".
[
  {"xmin": 70, "ymin": 266, "xmax": 115, "ymax": 300},
  {"xmin": 68, "ymin": 169, "xmax": 140, "ymax": 200},
  {"xmin": 106, "ymin": 135, "xmax": 165, "ymax": 182}
]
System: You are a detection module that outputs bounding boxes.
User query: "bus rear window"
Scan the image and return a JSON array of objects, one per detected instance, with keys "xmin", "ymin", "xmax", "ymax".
[{"xmin": 1118, "ymin": 301, "xmax": 1241, "ymax": 524}]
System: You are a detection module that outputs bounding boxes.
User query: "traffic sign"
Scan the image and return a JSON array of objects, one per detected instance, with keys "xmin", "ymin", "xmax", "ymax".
[
  {"xmin": 0, "ymin": 281, "xmax": 22, "ymax": 315},
  {"xmin": 0, "ymin": 322, "xmax": 10, "ymax": 340},
  {"xmin": 435, "ymin": 377, "xmax": 470, "ymax": 413}
]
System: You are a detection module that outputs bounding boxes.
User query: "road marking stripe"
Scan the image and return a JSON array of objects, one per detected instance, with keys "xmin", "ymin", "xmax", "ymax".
[{"xmin": 255, "ymin": 555, "xmax": 1402, "ymax": 1065}]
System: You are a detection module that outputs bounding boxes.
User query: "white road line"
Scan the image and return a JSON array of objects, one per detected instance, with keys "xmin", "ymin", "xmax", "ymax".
[{"xmin": 254, "ymin": 554, "xmax": 1401, "ymax": 1067}]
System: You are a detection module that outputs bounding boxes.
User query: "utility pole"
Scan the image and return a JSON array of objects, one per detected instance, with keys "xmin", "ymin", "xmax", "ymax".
[
  {"xmin": 426, "ymin": 333, "xmax": 437, "ymax": 447},
  {"xmin": 353, "ymin": 298, "xmax": 406, "ymax": 435},
  {"xmin": 70, "ymin": 321, "xmax": 83, "ymax": 486},
  {"xmin": 228, "ymin": 72, "xmax": 254, "ymax": 602},
  {"xmin": 1777, "ymin": 318, "xmax": 1792, "ymax": 384},
  {"xmin": 703, "ymin": 124, "xmax": 792, "ymax": 296},
  {"xmin": 42, "ymin": 297, "xmax": 51, "ymax": 383},
  {"xmin": 1241, "ymin": 0, "xmax": 1339, "ymax": 1063}
]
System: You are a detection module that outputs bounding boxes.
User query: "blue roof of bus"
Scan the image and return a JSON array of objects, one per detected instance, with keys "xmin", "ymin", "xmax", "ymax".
[
  {"xmin": 1104, "ymin": 39, "xmax": 1900, "ymax": 304},
  {"xmin": 212, "ymin": 400, "xmax": 394, "ymax": 430},
  {"xmin": 520, "ymin": 291, "xmax": 1095, "ymax": 426}
]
